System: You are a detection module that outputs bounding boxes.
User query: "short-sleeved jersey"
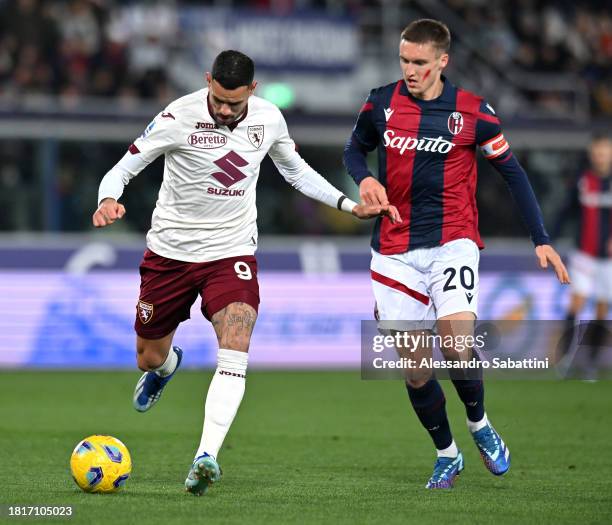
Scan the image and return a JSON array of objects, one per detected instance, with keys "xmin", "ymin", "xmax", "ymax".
[
  {"xmin": 576, "ymin": 170, "xmax": 612, "ymax": 258},
  {"xmin": 350, "ymin": 77, "xmax": 510, "ymax": 255},
  {"xmin": 100, "ymin": 88, "xmax": 337, "ymax": 263}
]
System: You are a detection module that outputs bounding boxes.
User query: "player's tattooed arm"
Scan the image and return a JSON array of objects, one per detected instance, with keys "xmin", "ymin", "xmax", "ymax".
[{"xmin": 211, "ymin": 302, "xmax": 258, "ymax": 352}]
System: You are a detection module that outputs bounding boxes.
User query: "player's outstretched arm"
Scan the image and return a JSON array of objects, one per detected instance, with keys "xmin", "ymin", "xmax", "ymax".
[
  {"xmin": 270, "ymin": 110, "xmax": 400, "ymax": 223},
  {"xmin": 92, "ymin": 198, "xmax": 126, "ymax": 228},
  {"xmin": 534, "ymin": 244, "xmax": 570, "ymax": 284}
]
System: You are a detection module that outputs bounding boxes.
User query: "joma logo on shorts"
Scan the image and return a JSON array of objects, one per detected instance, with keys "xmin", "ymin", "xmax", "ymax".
[
  {"xmin": 383, "ymin": 130, "xmax": 455, "ymax": 154},
  {"xmin": 188, "ymin": 131, "xmax": 227, "ymax": 149}
]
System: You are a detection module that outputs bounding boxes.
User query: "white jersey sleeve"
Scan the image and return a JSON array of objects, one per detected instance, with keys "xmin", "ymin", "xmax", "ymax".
[
  {"xmin": 97, "ymin": 111, "xmax": 180, "ymax": 204},
  {"xmin": 268, "ymin": 111, "xmax": 350, "ymax": 210}
]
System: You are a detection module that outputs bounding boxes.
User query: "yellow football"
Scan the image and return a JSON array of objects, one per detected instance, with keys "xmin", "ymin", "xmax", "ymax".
[{"xmin": 70, "ymin": 435, "xmax": 132, "ymax": 493}]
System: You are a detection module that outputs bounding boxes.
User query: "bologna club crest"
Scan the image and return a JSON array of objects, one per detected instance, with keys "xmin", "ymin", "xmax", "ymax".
[{"xmin": 447, "ymin": 112, "xmax": 463, "ymax": 135}]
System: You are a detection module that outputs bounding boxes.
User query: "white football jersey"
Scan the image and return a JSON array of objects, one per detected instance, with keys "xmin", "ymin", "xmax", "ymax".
[{"xmin": 98, "ymin": 88, "xmax": 351, "ymax": 263}]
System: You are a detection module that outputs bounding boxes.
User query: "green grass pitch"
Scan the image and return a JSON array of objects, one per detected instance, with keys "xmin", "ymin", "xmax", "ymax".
[{"xmin": 1, "ymin": 371, "xmax": 611, "ymax": 524}]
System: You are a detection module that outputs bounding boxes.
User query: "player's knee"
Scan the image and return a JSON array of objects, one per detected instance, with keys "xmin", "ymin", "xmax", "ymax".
[
  {"xmin": 136, "ymin": 352, "xmax": 162, "ymax": 371},
  {"xmin": 405, "ymin": 375, "xmax": 431, "ymax": 389},
  {"xmin": 135, "ymin": 344, "xmax": 165, "ymax": 371}
]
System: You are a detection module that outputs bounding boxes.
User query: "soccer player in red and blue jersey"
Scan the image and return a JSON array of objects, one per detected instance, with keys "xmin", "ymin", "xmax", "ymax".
[
  {"xmin": 344, "ymin": 19, "xmax": 570, "ymax": 489},
  {"xmin": 554, "ymin": 135, "xmax": 612, "ymax": 379}
]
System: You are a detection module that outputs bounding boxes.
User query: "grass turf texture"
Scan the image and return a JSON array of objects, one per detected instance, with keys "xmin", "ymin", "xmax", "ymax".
[{"xmin": 1, "ymin": 371, "xmax": 611, "ymax": 525}]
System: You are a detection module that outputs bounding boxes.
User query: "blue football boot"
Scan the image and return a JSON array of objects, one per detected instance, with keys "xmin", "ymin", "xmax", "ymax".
[
  {"xmin": 133, "ymin": 346, "xmax": 183, "ymax": 412},
  {"xmin": 185, "ymin": 453, "xmax": 222, "ymax": 496},
  {"xmin": 471, "ymin": 422, "xmax": 510, "ymax": 475},
  {"xmin": 425, "ymin": 452, "xmax": 464, "ymax": 489}
]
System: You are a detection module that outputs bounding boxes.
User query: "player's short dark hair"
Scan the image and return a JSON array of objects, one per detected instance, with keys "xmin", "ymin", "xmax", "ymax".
[
  {"xmin": 211, "ymin": 50, "xmax": 255, "ymax": 90},
  {"xmin": 400, "ymin": 19, "xmax": 451, "ymax": 54},
  {"xmin": 591, "ymin": 132, "xmax": 611, "ymax": 144}
]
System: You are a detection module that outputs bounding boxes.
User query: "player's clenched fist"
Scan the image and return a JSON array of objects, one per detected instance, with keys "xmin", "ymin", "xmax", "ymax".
[
  {"xmin": 359, "ymin": 176, "xmax": 389, "ymax": 206},
  {"xmin": 92, "ymin": 198, "xmax": 126, "ymax": 228}
]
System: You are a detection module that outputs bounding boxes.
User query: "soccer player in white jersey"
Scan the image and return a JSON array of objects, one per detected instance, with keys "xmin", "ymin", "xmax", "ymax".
[{"xmin": 92, "ymin": 50, "xmax": 400, "ymax": 496}]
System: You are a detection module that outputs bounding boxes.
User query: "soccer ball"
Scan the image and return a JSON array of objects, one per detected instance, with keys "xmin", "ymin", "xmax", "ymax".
[{"xmin": 70, "ymin": 435, "xmax": 132, "ymax": 493}]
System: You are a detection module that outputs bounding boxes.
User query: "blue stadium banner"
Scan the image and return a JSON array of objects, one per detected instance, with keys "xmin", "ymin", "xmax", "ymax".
[{"xmin": 179, "ymin": 8, "xmax": 358, "ymax": 73}]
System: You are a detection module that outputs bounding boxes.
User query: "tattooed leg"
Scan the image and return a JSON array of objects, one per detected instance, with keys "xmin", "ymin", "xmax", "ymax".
[
  {"xmin": 189, "ymin": 302, "xmax": 258, "ymax": 472},
  {"xmin": 210, "ymin": 302, "xmax": 258, "ymax": 353}
]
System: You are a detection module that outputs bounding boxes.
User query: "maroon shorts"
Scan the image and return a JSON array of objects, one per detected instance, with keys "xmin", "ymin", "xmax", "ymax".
[{"xmin": 134, "ymin": 250, "xmax": 260, "ymax": 339}]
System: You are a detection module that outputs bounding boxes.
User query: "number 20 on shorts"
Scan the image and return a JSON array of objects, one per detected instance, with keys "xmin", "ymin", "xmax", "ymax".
[{"xmin": 442, "ymin": 265, "xmax": 475, "ymax": 292}]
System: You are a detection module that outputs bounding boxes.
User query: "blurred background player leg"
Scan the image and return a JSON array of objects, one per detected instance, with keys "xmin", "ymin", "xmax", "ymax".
[
  {"xmin": 558, "ymin": 251, "xmax": 609, "ymax": 380},
  {"xmin": 583, "ymin": 301, "xmax": 609, "ymax": 381}
]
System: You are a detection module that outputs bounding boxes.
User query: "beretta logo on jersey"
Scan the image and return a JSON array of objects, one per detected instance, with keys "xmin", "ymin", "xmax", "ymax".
[
  {"xmin": 247, "ymin": 125, "xmax": 264, "ymax": 149},
  {"xmin": 447, "ymin": 112, "xmax": 463, "ymax": 135},
  {"xmin": 383, "ymin": 130, "xmax": 456, "ymax": 154},
  {"xmin": 188, "ymin": 131, "xmax": 227, "ymax": 149}
]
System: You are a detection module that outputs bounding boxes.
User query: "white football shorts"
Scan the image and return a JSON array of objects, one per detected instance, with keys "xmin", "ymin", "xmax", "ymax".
[
  {"xmin": 569, "ymin": 250, "xmax": 612, "ymax": 302},
  {"xmin": 371, "ymin": 238, "xmax": 480, "ymax": 330}
]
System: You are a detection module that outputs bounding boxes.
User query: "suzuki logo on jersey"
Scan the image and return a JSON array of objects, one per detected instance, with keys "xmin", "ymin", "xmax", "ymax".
[
  {"xmin": 207, "ymin": 187, "xmax": 245, "ymax": 197},
  {"xmin": 383, "ymin": 130, "xmax": 456, "ymax": 155},
  {"xmin": 188, "ymin": 131, "xmax": 227, "ymax": 149},
  {"xmin": 447, "ymin": 112, "xmax": 463, "ymax": 135}
]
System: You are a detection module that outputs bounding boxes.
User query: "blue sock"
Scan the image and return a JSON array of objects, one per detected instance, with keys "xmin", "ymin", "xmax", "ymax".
[
  {"xmin": 452, "ymin": 379, "xmax": 485, "ymax": 422},
  {"xmin": 406, "ymin": 379, "xmax": 453, "ymax": 450}
]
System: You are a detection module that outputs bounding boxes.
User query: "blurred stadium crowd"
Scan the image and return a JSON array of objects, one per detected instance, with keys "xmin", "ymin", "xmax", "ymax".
[
  {"xmin": 0, "ymin": 0, "xmax": 609, "ymax": 236},
  {"xmin": 448, "ymin": 0, "xmax": 611, "ymax": 115},
  {"xmin": 0, "ymin": 0, "xmax": 609, "ymax": 113}
]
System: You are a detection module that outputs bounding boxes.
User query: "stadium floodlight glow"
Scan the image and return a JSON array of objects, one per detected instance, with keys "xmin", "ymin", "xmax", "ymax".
[{"xmin": 261, "ymin": 83, "xmax": 295, "ymax": 109}]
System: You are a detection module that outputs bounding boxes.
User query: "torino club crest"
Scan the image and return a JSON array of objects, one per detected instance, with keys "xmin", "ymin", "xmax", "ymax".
[
  {"xmin": 447, "ymin": 112, "xmax": 463, "ymax": 135},
  {"xmin": 247, "ymin": 125, "xmax": 264, "ymax": 149},
  {"xmin": 137, "ymin": 301, "xmax": 154, "ymax": 324}
]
